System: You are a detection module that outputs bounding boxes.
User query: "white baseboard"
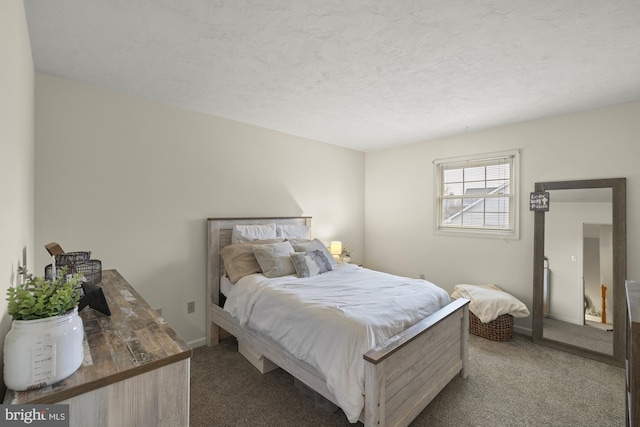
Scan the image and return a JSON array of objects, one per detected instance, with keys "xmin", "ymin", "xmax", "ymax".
[
  {"xmin": 513, "ymin": 324, "xmax": 531, "ymax": 336},
  {"xmin": 585, "ymin": 314, "xmax": 612, "ymax": 325},
  {"xmin": 548, "ymin": 313, "xmax": 582, "ymax": 325},
  {"xmin": 188, "ymin": 337, "xmax": 207, "ymax": 348}
]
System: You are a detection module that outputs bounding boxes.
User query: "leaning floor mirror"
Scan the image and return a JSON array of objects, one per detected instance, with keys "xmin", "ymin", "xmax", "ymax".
[{"xmin": 532, "ymin": 178, "xmax": 626, "ymax": 366}]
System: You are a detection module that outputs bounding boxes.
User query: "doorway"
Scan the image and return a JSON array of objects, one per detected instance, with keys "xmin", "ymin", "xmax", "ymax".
[{"xmin": 583, "ymin": 223, "xmax": 613, "ymax": 330}]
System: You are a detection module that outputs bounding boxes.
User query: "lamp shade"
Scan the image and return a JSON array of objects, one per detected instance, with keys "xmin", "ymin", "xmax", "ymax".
[{"xmin": 329, "ymin": 241, "xmax": 342, "ymax": 256}]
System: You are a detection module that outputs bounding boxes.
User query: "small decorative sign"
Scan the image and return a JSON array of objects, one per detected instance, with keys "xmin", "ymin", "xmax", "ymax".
[{"xmin": 530, "ymin": 191, "xmax": 550, "ymax": 211}]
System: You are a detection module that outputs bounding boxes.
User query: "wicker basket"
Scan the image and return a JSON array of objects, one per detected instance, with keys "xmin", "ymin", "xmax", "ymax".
[{"xmin": 469, "ymin": 311, "xmax": 513, "ymax": 341}]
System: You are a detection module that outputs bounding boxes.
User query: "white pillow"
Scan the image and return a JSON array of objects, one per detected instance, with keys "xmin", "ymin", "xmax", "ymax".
[
  {"xmin": 252, "ymin": 241, "xmax": 296, "ymax": 278},
  {"xmin": 231, "ymin": 223, "xmax": 277, "ymax": 244},
  {"xmin": 276, "ymin": 224, "xmax": 310, "ymax": 240},
  {"xmin": 291, "ymin": 238, "xmax": 336, "ymax": 266}
]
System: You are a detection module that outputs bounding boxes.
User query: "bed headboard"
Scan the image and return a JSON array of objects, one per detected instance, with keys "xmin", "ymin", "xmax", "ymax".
[{"xmin": 206, "ymin": 217, "xmax": 312, "ymax": 340}]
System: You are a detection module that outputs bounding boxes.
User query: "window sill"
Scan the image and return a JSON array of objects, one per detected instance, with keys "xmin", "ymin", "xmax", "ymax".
[{"xmin": 435, "ymin": 227, "xmax": 519, "ymax": 240}]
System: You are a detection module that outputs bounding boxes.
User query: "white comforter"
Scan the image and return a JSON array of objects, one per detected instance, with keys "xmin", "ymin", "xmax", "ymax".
[{"xmin": 223, "ymin": 263, "xmax": 450, "ymax": 422}]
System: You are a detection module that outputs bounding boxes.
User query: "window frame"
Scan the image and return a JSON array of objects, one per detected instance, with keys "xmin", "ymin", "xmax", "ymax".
[{"xmin": 433, "ymin": 149, "xmax": 520, "ymax": 239}]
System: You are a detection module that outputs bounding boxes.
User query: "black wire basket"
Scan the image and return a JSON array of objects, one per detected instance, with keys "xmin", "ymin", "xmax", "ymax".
[
  {"xmin": 55, "ymin": 251, "xmax": 91, "ymax": 266},
  {"xmin": 45, "ymin": 259, "xmax": 102, "ymax": 285}
]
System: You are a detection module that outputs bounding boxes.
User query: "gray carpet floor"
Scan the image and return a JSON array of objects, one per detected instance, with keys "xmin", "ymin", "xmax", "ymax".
[{"xmin": 190, "ymin": 334, "xmax": 625, "ymax": 426}]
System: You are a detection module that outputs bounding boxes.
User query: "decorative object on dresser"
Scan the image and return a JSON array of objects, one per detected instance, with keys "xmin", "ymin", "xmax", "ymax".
[
  {"xmin": 43, "ymin": 242, "xmax": 111, "ymax": 315},
  {"xmin": 4, "ymin": 270, "xmax": 192, "ymax": 427},
  {"xmin": 4, "ymin": 266, "xmax": 84, "ymax": 391},
  {"xmin": 206, "ymin": 216, "xmax": 470, "ymax": 427},
  {"xmin": 626, "ymin": 280, "xmax": 640, "ymax": 426},
  {"xmin": 77, "ymin": 282, "xmax": 111, "ymax": 316},
  {"xmin": 44, "ymin": 242, "xmax": 103, "ymax": 286}
]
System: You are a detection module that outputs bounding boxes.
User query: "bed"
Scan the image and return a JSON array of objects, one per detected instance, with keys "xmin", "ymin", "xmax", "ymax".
[{"xmin": 206, "ymin": 217, "xmax": 469, "ymax": 426}]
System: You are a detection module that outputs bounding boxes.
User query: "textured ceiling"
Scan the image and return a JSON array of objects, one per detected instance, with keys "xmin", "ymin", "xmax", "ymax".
[{"xmin": 24, "ymin": 1, "xmax": 640, "ymax": 152}]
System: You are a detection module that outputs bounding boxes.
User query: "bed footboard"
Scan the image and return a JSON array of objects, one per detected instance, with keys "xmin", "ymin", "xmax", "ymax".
[
  {"xmin": 209, "ymin": 293, "xmax": 469, "ymax": 427},
  {"xmin": 363, "ymin": 298, "xmax": 469, "ymax": 427}
]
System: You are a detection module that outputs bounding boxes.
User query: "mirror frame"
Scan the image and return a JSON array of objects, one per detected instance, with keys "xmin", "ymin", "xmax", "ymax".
[{"xmin": 532, "ymin": 178, "xmax": 626, "ymax": 366}]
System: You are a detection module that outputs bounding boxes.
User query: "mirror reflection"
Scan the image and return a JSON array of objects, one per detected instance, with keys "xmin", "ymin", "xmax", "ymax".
[{"xmin": 541, "ymin": 188, "xmax": 613, "ymax": 355}]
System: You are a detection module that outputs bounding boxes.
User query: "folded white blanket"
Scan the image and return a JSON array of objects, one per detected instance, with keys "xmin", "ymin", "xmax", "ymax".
[{"xmin": 451, "ymin": 284, "xmax": 530, "ymax": 323}]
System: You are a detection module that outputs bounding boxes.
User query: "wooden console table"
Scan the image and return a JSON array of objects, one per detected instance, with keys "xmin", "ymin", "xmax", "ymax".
[{"xmin": 5, "ymin": 269, "xmax": 192, "ymax": 427}]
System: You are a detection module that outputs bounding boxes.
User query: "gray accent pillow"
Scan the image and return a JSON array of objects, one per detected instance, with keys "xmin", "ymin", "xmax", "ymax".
[
  {"xmin": 291, "ymin": 238, "xmax": 336, "ymax": 266},
  {"xmin": 252, "ymin": 241, "xmax": 296, "ymax": 278},
  {"xmin": 290, "ymin": 250, "xmax": 334, "ymax": 278}
]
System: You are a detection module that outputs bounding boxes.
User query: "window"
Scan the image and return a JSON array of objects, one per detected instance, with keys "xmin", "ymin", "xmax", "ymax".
[{"xmin": 434, "ymin": 150, "xmax": 519, "ymax": 238}]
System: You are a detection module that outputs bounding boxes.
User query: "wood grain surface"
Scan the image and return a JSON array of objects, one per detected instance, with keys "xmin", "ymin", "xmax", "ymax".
[{"xmin": 9, "ymin": 269, "xmax": 192, "ymax": 404}]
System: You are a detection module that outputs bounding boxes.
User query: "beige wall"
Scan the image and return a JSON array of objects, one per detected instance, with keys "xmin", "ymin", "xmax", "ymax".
[
  {"xmin": 365, "ymin": 101, "xmax": 640, "ymax": 334},
  {"xmin": 34, "ymin": 74, "xmax": 365, "ymax": 345},
  {"xmin": 0, "ymin": 0, "xmax": 35, "ymax": 393}
]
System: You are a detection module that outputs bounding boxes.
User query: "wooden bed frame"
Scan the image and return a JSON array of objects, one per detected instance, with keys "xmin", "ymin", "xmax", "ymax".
[{"xmin": 206, "ymin": 217, "xmax": 469, "ymax": 427}]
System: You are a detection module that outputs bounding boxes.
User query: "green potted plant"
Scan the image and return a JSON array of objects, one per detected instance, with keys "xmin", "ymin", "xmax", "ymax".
[
  {"xmin": 4, "ymin": 266, "xmax": 85, "ymax": 391},
  {"xmin": 7, "ymin": 266, "xmax": 82, "ymax": 320}
]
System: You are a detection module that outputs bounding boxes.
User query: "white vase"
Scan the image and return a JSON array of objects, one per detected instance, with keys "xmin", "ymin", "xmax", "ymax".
[{"xmin": 3, "ymin": 308, "xmax": 84, "ymax": 391}]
